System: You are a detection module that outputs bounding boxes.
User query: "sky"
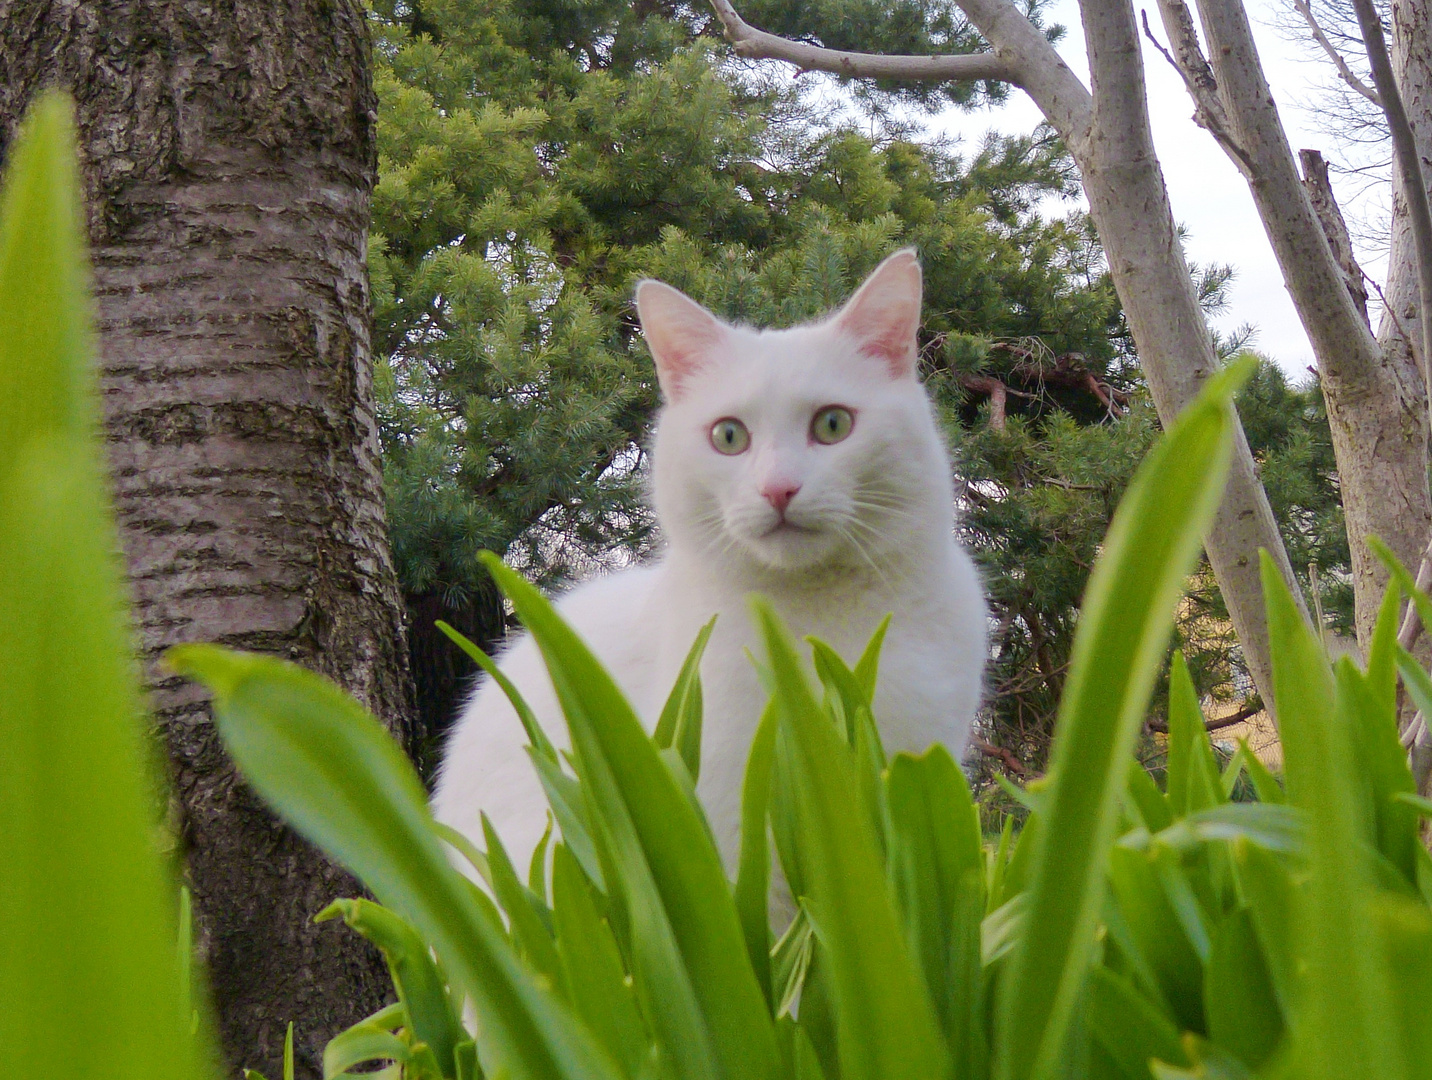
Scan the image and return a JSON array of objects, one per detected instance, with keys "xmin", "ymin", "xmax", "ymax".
[{"xmin": 922, "ymin": 0, "xmax": 1383, "ymax": 379}]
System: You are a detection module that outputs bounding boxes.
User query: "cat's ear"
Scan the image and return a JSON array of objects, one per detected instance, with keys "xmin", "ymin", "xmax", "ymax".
[
  {"xmin": 834, "ymin": 248, "xmax": 923, "ymax": 379},
  {"xmin": 636, "ymin": 280, "xmax": 728, "ymax": 401}
]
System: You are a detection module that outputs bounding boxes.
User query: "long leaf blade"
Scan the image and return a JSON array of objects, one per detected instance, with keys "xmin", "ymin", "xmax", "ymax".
[
  {"xmin": 754, "ymin": 599, "xmax": 950, "ymax": 1080},
  {"xmin": 0, "ymin": 92, "xmax": 203, "ymax": 1080},
  {"xmin": 994, "ymin": 358, "xmax": 1251, "ymax": 1080},
  {"xmin": 168, "ymin": 646, "xmax": 623, "ymax": 1080},
  {"xmin": 481, "ymin": 553, "xmax": 779, "ymax": 1080}
]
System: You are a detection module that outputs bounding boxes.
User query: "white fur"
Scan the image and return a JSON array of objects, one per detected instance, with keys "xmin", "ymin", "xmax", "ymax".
[{"xmin": 431, "ymin": 250, "xmax": 988, "ymax": 876}]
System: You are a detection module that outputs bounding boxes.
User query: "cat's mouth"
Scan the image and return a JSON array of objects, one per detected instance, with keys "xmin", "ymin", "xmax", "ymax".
[{"xmin": 764, "ymin": 519, "xmax": 816, "ymax": 537}]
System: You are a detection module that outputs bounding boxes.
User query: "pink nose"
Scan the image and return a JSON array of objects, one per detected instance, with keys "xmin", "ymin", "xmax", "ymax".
[{"xmin": 762, "ymin": 482, "xmax": 801, "ymax": 513}]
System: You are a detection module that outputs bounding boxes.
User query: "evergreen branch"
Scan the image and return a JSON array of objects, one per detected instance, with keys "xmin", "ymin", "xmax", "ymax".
[{"xmin": 707, "ymin": 0, "xmax": 1019, "ymax": 85}]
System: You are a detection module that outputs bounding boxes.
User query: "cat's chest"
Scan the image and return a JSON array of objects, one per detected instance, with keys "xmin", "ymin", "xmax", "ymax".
[{"xmin": 643, "ymin": 568, "xmax": 963, "ymax": 728}]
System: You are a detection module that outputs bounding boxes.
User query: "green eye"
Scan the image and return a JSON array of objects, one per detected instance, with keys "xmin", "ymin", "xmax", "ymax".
[
  {"xmin": 709, "ymin": 417, "xmax": 751, "ymax": 455},
  {"xmin": 811, "ymin": 406, "xmax": 854, "ymax": 445}
]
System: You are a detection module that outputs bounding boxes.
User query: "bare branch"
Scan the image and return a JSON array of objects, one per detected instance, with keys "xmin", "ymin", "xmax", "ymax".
[
  {"xmin": 1366, "ymin": 271, "xmax": 1422, "ymax": 372},
  {"xmin": 1299, "ymin": 147, "xmax": 1371, "ymax": 326},
  {"xmin": 960, "ymin": 373, "xmax": 1010, "ymax": 430},
  {"xmin": 1146, "ymin": 698, "xmax": 1262, "ymax": 733},
  {"xmin": 707, "ymin": 0, "xmax": 1017, "ymax": 84},
  {"xmin": 1396, "ymin": 534, "xmax": 1432, "ymax": 652},
  {"xmin": 1142, "ymin": 4, "xmax": 1255, "ymax": 175},
  {"xmin": 1348, "ymin": 0, "xmax": 1432, "ymax": 399},
  {"xmin": 972, "ymin": 737, "xmax": 1030, "ymax": 776},
  {"xmin": 1289, "ymin": 0, "xmax": 1382, "ymax": 107}
]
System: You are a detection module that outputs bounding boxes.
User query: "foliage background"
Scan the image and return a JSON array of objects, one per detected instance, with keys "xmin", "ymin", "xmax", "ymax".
[{"xmin": 368, "ymin": 0, "xmax": 1348, "ymax": 775}]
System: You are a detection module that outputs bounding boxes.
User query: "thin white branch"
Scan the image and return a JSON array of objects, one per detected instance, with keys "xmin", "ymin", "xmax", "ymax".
[
  {"xmin": 707, "ymin": 0, "xmax": 1018, "ymax": 85},
  {"xmin": 1290, "ymin": 0, "xmax": 1383, "ymax": 107},
  {"xmin": 1142, "ymin": 5, "xmax": 1255, "ymax": 175},
  {"xmin": 1349, "ymin": 0, "xmax": 1432, "ymax": 391}
]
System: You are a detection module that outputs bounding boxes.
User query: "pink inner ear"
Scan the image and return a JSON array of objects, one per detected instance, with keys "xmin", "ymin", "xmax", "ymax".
[
  {"xmin": 637, "ymin": 280, "xmax": 727, "ymax": 399},
  {"xmin": 835, "ymin": 249, "xmax": 923, "ymax": 379},
  {"xmin": 844, "ymin": 309, "xmax": 916, "ymax": 371}
]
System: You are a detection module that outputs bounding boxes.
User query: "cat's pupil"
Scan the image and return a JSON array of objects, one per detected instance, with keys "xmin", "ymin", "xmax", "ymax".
[{"xmin": 710, "ymin": 417, "xmax": 750, "ymax": 455}]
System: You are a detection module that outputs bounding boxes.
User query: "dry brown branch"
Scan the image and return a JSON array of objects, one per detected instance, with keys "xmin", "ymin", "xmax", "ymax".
[
  {"xmin": 960, "ymin": 373, "xmax": 1010, "ymax": 430},
  {"xmin": 1145, "ymin": 698, "xmax": 1262, "ymax": 734},
  {"xmin": 972, "ymin": 737, "xmax": 1031, "ymax": 776}
]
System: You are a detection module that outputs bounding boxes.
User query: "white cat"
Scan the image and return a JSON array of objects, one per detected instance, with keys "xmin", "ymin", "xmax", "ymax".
[{"xmin": 432, "ymin": 248, "xmax": 987, "ymax": 875}]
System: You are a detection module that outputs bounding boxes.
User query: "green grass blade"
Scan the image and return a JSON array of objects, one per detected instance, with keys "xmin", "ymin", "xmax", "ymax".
[
  {"xmin": 807, "ymin": 637, "xmax": 871, "ymax": 743},
  {"xmin": 483, "ymin": 815, "xmax": 563, "ymax": 987},
  {"xmin": 323, "ymin": 1026, "xmax": 411, "ymax": 1079},
  {"xmin": 1368, "ymin": 535, "xmax": 1432, "ymax": 642},
  {"xmin": 167, "ymin": 645, "xmax": 623, "ymax": 1080},
  {"xmin": 437, "ymin": 619, "xmax": 556, "ymax": 762},
  {"xmin": 771, "ymin": 908, "xmax": 815, "ymax": 1016},
  {"xmin": 1235, "ymin": 740, "xmax": 1284, "ymax": 804},
  {"xmin": 1219, "ymin": 743, "xmax": 1249, "ymax": 800},
  {"xmin": 1261, "ymin": 552, "xmax": 1409, "ymax": 1080},
  {"xmin": 753, "ymin": 598, "xmax": 950, "ymax": 1080},
  {"xmin": 993, "ymin": 358, "xmax": 1251, "ymax": 1080},
  {"xmin": 885, "ymin": 746, "xmax": 988, "ymax": 1073},
  {"xmin": 1119, "ymin": 803, "xmax": 1304, "ymax": 855},
  {"xmin": 315, "ymin": 898, "xmax": 462, "ymax": 1078},
  {"xmin": 852, "ymin": 613, "xmax": 892, "ymax": 702},
  {"xmin": 1085, "ymin": 966, "xmax": 1190, "ymax": 1076},
  {"xmin": 733, "ymin": 700, "xmax": 778, "ymax": 1012},
  {"xmin": 1167, "ymin": 651, "xmax": 1224, "ymax": 815},
  {"xmin": 481, "ymin": 553, "xmax": 778, "ymax": 1080},
  {"xmin": 1127, "ymin": 760, "xmax": 1174, "ymax": 834},
  {"xmin": 551, "ymin": 845, "xmax": 650, "ymax": 1078},
  {"xmin": 432, "ymin": 820, "xmax": 494, "ymax": 888},
  {"xmin": 1230, "ymin": 840, "xmax": 1297, "ymax": 1015},
  {"xmin": 0, "ymin": 92, "xmax": 204, "ymax": 1080},
  {"xmin": 527, "ymin": 751, "xmax": 605, "ymax": 890},
  {"xmin": 654, "ymin": 617, "xmax": 716, "ymax": 783},
  {"xmin": 1203, "ymin": 907, "xmax": 1282, "ymax": 1070},
  {"xmin": 1338, "ymin": 654, "xmax": 1418, "ymax": 884},
  {"xmin": 530, "ymin": 814, "xmax": 555, "ymax": 901}
]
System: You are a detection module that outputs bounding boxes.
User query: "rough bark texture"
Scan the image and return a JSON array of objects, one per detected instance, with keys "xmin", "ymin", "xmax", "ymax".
[
  {"xmin": 0, "ymin": 2, "xmax": 414, "ymax": 1076},
  {"xmin": 1178, "ymin": 0, "xmax": 1432, "ymax": 650}
]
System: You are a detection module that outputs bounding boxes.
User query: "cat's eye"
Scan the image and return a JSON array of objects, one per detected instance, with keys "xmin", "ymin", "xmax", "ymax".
[
  {"xmin": 811, "ymin": 406, "xmax": 854, "ymax": 445},
  {"xmin": 709, "ymin": 417, "xmax": 751, "ymax": 455}
]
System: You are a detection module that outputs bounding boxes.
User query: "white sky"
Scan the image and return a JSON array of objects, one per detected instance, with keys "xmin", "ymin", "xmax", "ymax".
[{"xmin": 926, "ymin": 0, "xmax": 1383, "ymax": 379}]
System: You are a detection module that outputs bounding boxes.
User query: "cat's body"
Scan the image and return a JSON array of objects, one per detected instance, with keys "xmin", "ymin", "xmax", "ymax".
[{"xmin": 432, "ymin": 250, "xmax": 987, "ymax": 873}]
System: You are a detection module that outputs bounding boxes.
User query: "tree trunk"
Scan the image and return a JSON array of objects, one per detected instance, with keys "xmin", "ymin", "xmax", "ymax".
[
  {"xmin": 0, "ymin": 2, "xmax": 414, "ymax": 1076},
  {"xmin": 1380, "ymin": 0, "xmax": 1432, "ymax": 408},
  {"xmin": 1068, "ymin": 0, "xmax": 1306, "ymax": 707},
  {"xmin": 1170, "ymin": 0, "xmax": 1432, "ymax": 650}
]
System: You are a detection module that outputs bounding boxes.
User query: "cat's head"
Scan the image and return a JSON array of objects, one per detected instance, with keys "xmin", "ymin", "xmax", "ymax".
[{"xmin": 638, "ymin": 249, "xmax": 954, "ymax": 576}]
